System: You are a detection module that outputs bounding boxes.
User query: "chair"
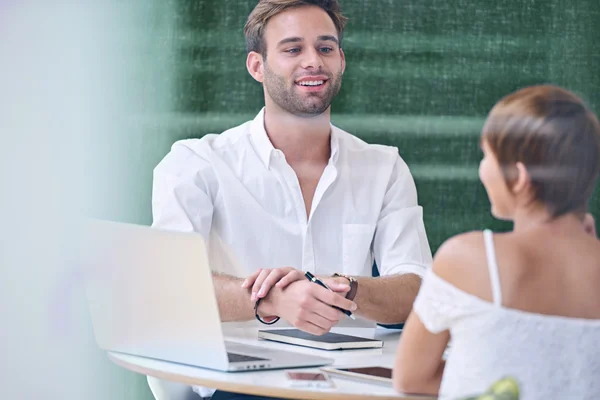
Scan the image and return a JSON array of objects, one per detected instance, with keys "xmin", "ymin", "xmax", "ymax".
[{"xmin": 147, "ymin": 376, "xmax": 203, "ymax": 400}]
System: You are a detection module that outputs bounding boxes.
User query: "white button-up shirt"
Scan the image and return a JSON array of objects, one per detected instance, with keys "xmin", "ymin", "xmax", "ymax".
[{"xmin": 151, "ymin": 108, "xmax": 432, "ymax": 279}]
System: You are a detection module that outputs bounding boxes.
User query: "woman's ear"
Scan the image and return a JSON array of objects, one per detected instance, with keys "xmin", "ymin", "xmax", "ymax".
[
  {"xmin": 583, "ymin": 213, "xmax": 597, "ymax": 238},
  {"xmin": 511, "ymin": 162, "xmax": 531, "ymax": 195}
]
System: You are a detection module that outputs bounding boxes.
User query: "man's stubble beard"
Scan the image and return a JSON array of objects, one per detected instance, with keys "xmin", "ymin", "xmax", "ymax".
[{"xmin": 262, "ymin": 60, "xmax": 343, "ymax": 117}]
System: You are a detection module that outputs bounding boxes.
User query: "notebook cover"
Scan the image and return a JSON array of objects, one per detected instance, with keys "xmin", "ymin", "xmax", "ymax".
[{"xmin": 259, "ymin": 329, "xmax": 380, "ymax": 343}]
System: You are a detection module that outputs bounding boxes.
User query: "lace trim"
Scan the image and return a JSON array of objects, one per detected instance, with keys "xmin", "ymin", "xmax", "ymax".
[{"xmin": 414, "ymin": 269, "xmax": 489, "ymax": 333}]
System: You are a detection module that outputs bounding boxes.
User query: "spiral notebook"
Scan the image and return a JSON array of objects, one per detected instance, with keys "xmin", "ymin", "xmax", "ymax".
[{"xmin": 258, "ymin": 329, "xmax": 384, "ymax": 350}]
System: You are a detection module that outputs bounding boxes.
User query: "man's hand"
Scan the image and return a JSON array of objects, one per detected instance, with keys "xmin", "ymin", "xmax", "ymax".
[
  {"xmin": 584, "ymin": 213, "xmax": 597, "ymax": 238},
  {"xmin": 241, "ymin": 267, "xmax": 349, "ymax": 302},
  {"xmin": 258, "ymin": 280, "xmax": 357, "ymax": 335}
]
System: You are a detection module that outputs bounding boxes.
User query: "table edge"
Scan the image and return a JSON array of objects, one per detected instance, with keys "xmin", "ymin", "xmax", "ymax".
[{"xmin": 108, "ymin": 353, "xmax": 429, "ymax": 400}]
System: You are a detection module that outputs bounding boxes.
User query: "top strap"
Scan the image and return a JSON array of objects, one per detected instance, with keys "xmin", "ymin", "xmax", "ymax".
[{"xmin": 483, "ymin": 229, "xmax": 502, "ymax": 307}]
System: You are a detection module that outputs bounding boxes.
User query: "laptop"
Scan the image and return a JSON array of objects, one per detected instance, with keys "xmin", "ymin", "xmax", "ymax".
[{"xmin": 82, "ymin": 219, "xmax": 333, "ymax": 372}]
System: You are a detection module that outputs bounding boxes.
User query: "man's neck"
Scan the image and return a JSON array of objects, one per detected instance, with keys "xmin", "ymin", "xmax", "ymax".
[{"xmin": 263, "ymin": 105, "xmax": 331, "ymax": 165}]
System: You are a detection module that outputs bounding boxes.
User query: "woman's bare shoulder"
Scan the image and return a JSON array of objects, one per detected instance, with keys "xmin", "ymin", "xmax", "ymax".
[
  {"xmin": 432, "ymin": 231, "xmax": 486, "ymax": 282},
  {"xmin": 432, "ymin": 230, "xmax": 507, "ymax": 301}
]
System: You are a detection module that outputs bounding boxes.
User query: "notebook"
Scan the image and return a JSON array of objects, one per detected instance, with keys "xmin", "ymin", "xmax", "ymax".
[{"xmin": 258, "ymin": 329, "xmax": 384, "ymax": 350}]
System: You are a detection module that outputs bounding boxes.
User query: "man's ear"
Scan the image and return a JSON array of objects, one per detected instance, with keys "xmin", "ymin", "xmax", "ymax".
[
  {"xmin": 246, "ymin": 51, "xmax": 264, "ymax": 83},
  {"xmin": 340, "ymin": 47, "xmax": 346, "ymax": 75},
  {"xmin": 511, "ymin": 162, "xmax": 531, "ymax": 195}
]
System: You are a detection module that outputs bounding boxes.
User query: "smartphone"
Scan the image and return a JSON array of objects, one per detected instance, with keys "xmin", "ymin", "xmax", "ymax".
[
  {"xmin": 320, "ymin": 366, "xmax": 393, "ymax": 385},
  {"xmin": 285, "ymin": 371, "xmax": 335, "ymax": 388}
]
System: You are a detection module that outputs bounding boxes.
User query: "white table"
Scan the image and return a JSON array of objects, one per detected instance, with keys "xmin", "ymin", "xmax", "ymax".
[{"xmin": 109, "ymin": 326, "xmax": 435, "ymax": 400}]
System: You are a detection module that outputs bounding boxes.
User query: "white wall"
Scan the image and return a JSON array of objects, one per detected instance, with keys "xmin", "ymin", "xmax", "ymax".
[{"xmin": 0, "ymin": 2, "xmax": 176, "ymax": 398}]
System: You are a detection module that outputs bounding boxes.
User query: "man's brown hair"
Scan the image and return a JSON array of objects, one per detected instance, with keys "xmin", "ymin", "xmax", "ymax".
[
  {"xmin": 482, "ymin": 85, "xmax": 600, "ymax": 218},
  {"xmin": 244, "ymin": 0, "xmax": 348, "ymax": 56}
]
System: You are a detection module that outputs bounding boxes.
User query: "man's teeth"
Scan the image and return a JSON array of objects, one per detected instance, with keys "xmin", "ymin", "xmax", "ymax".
[{"xmin": 297, "ymin": 80, "xmax": 324, "ymax": 86}]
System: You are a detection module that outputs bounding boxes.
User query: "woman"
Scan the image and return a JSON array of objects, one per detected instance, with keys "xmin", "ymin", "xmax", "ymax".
[{"xmin": 393, "ymin": 85, "xmax": 600, "ymax": 399}]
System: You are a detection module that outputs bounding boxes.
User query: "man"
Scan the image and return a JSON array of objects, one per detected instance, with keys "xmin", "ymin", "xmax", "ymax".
[{"xmin": 150, "ymin": 0, "xmax": 431, "ymax": 398}]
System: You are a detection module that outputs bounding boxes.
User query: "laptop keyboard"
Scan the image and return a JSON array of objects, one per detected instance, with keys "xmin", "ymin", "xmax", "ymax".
[{"xmin": 227, "ymin": 352, "xmax": 268, "ymax": 363}]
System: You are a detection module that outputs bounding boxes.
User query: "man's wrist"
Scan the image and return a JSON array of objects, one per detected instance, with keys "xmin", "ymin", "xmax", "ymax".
[
  {"xmin": 256, "ymin": 289, "xmax": 281, "ymax": 319},
  {"xmin": 256, "ymin": 297, "xmax": 275, "ymax": 318},
  {"xmin": 328, "ymin": 276, "xmax": 350, "ymax": 286},
  {"xmin": 332, "ymin": 273, "xmax": 358, "ymax": 301},
  {"xmin": 255, "ymin": 297, "xmax": 279, "ymax": 324}
]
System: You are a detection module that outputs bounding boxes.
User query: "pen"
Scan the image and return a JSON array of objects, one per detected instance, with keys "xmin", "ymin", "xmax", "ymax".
[{"xmin": 304, "ymin": 271, "xmax": 355, "ymax": 320}]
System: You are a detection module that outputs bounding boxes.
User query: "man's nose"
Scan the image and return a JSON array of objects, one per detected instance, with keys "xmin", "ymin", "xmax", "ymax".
[{"xmin": 300, "ymin": 48, "xmax": 323, "ymax": 70}]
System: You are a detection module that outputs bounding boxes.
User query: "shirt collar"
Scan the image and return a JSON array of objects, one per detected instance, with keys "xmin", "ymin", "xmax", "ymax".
[
  {"xmin": 250, "ymin": 107, "xmax": 341, "ymax": 169},
  {"xmin": 329, "ymin": 125, "xmax": 340, "ymax": 165},
  {"xmin": 250, "ymin": 107, "xmax": 275, "ymax": 169}
]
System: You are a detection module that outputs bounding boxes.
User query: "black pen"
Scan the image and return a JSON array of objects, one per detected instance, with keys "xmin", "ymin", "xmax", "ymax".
[{"xmin": 304, "ymin": 271, "xmax": 355, "ymax": 320}]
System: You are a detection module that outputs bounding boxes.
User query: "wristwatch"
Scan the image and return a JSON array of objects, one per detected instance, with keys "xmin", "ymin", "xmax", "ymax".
[{"xmin": 332, "ymin": 272, "xmax": 358, "ymax": 301}]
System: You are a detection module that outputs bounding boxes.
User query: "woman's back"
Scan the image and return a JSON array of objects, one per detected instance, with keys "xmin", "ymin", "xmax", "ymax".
[
  {"xmin": 497, "ymin": 225, "xmax": 600, "ymax": 319},
  {"xmin": 420, "ymin": 223, "xmax": 600, "ymax": 399},
  {"xmin": 455, "ymin": 221, "xmax": 600, "ymax": 319}
]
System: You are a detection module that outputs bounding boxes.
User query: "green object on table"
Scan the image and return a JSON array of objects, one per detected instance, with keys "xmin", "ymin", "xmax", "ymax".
[{"xmin": 458, "ymin": 376, "xmax": 520, "ymax": 400}]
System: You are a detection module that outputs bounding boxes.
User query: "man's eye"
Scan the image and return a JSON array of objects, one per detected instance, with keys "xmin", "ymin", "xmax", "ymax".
[
  {"xmin": 286, "ymin": 48, "xmax": 300, "ymax": 53},
  {"xmin": 320, "ymin": 47, "xmax": 333, "ymax": 53}
]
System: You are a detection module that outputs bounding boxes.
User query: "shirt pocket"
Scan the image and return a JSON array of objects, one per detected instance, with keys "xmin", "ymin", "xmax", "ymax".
[{"xmin": 342, "ymin": 224, "xmax": 374, "ymax": 276}]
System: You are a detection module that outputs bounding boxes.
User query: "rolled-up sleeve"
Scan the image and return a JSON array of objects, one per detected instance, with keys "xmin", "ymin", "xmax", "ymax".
[
  {"xmin": 151, "ymin": 142, "xmax": 215, "ymax": 238},
  {"xmin": 373, "ymin": 154, "xmax": 432, "ymax": 278}
]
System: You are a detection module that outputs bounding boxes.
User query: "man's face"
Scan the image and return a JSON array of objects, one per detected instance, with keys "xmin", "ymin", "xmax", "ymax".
[{"xmin": 258, "ymin": 5, "xmax": 345, "ymax": 116}]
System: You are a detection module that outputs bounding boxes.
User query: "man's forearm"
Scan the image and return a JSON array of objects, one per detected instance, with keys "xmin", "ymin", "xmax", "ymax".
[
  {"xmin": 212, "ymin": 272, "xmax": 255, "ymax": 322},
  {"xmin": 350, "ymin": 273, "xmax": 421, "ymax": 324}
]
